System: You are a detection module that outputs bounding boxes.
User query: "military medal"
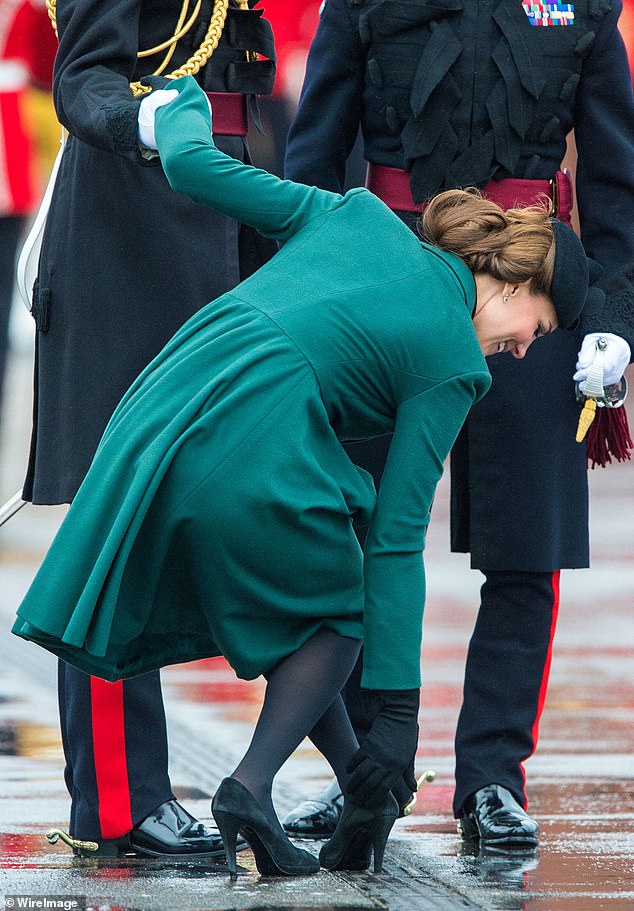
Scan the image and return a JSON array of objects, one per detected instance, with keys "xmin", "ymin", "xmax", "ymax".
[{"xmin": 522, "ymin": 2, "xmax": 575, "ymax": 26}]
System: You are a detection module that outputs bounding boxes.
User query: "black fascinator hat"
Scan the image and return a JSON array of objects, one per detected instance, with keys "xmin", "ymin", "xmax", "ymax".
[{"xmin": 550, "ymin": 220, "xmax": 604, "ymax": 329}]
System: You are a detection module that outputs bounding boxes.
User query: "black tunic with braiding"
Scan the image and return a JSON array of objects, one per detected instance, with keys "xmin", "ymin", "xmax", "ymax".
[
  {"xmin": 286, "ymin": 0, "xmax": 634, "ymax": 568},
  {"xmin": 24, "ymin": 0, "xmax": 275, "ymax": 504}
]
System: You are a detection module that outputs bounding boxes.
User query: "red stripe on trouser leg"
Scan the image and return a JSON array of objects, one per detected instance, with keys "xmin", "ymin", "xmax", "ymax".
[
  {"xmin": 520, "ymin": 570, "xmax": 561, "ymax": 809},
  {"xmin": 90, "ymin": 677, "xmax": 133, "ymax": 839}
]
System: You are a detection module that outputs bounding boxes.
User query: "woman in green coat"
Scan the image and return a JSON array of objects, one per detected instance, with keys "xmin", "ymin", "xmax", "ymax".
[{"xmin": 13, "ymin": 77, "xmax": 597, "ymax": 877}]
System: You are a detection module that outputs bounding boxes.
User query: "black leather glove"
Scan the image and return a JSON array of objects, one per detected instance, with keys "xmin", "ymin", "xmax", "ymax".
[{"xmin": 346, "ymin": 688, "xmax": 419, "ymax": 808}]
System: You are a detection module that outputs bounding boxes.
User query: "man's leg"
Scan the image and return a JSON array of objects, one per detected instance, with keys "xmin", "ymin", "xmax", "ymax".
[
  {"xmin": 58, "ymin": 662, "xmax": 224, "ymax": 856},
  {"xmin": 453, "ymin": 570, "xmax": 559, "ymax": 846}
]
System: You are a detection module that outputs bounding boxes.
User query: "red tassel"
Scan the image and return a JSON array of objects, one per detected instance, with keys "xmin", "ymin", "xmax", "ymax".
[{"xmin": 586, "ymin": 405, "xmax": 633, "ymax": 469}]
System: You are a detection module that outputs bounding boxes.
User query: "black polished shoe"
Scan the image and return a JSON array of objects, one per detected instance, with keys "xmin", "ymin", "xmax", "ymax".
[
  {"xmin": 282, "ymin": 779, "xmax": 344, "ymax": 838},
  {"xmin": 129, "ymin": 799, "xmax": 228, "ymax": 857},
  {"xmin": 68, "ymin": 800, "xmax": 230, "ymax": 858},
  {"xmin": 457, "ymin": 784, "xmax": 539, "ymax": 848},
  {"xmin": 283, "ymin": 769, "xmax": 433, "ymax": 839}
]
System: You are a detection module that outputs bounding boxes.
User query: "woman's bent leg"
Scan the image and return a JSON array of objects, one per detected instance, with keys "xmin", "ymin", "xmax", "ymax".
[{"xmin": 231, "ymin": 628, "xmax": 361, "ymax": 829}]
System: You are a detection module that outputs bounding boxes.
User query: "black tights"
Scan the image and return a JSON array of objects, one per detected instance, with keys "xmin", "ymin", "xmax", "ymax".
[{"xmin": 232, "ymin": 628, "xmax": 361, "ymax": 830}]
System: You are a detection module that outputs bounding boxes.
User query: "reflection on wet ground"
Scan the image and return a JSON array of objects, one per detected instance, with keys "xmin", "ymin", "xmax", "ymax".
[
  {"xmin": 163, "ymin": 646, "xmax": 634, "ymax": 910},
  {"xmin": 392, "ymin": 774, "xmax": 634, "ymax": 910},
  {"xmin": 0, "ymin": 356, "xmax": 633, "ymax": 909},
  {"xmin": 1, "ymin": 629, "xmax": 633, "ymax": 910}
]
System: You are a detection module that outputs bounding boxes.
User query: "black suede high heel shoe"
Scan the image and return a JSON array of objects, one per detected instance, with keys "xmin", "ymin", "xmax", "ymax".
[
  {"xmin": 212, "ymin": 777, "xmax": 320, "ymax": 878},
  {"xmin": 319, "ymin": 793, "xmax": 399, "ymax": 873}
]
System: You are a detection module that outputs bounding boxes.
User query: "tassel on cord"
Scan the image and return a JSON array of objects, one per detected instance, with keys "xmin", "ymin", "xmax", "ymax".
[
  {"xmin": 574, "ymin": 336, "xmax": 632, "ymax": 469},
  {"xmin": 585, "ymin": 404, "xmax": 633, "ymax": 469}
]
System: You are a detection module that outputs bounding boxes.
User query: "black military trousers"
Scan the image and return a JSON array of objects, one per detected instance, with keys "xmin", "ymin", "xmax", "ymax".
[
  {"xmin": 58, "ymin": 661, "xmax": 174, "ymax": 840},
  {"xmin": 453, "ymin": 570, "xmax": 560, "ymax": 816}
]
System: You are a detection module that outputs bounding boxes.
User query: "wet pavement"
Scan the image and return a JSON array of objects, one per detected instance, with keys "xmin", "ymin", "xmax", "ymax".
[{"xmin": 0, "ymin": 345, "xmax": 633, "ymax": 911}]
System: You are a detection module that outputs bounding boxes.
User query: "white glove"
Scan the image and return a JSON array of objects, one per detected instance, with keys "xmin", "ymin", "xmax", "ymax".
[
  {"xmin": 574, "ymin": 332, "xmax": 631, "ymax": 390},
  {"xmin": 137, "ymin": 89, "xmax": 179, "ymax": 150}
]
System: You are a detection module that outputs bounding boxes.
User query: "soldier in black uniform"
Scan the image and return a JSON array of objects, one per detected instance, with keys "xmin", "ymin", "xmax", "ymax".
[
  {"xmin": 24, "ymin": 0, "xmax": 275, "ymax": 856},
  {"xmin": 282, "ymin": 0, "xmax": 634, "ymax": 846}
]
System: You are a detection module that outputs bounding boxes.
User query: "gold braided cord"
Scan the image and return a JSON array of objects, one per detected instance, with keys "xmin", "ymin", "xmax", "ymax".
[
  {"xmin": 135, "ymin": 0, "xmax": 192, "ymax": 80},
  {"xmin": 145, "ymin": 0, "xmax": 230, "ymax": 95},
  {"xmin": 46, "ymin": 0, "xmax": 231, "ymax": 97},
  {"xmin": 45, "ymin": 0, "xmax": 56, "ymax": 33},
  {"xmin": 137, "ymin": 1, "xmax": 201, "ymax": 58}
]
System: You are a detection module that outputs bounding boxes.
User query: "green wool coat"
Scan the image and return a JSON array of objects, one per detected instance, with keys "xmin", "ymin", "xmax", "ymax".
[{"xmin": 13, "ymin": 77, "xmax": 491, "ymax": 690}]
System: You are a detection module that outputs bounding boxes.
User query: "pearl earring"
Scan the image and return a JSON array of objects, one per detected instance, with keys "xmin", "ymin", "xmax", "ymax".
[{"xmin": 503, "ymin": 295, "xmax": 509, "ymax": 302}]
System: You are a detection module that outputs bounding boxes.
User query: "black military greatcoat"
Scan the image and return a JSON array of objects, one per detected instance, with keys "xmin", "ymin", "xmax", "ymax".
[
  {"xmin": 286, "ymin": 0, "xmax": 634, "ymax": 570},
  {"xmin": 24, "ymin": 0, "xmax": 275, "ymax": 504}
]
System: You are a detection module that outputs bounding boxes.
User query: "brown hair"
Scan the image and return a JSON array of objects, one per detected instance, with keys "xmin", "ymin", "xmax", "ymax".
[{"xmin": 420, "ymin": 189, "xmax": 555, "ymax": 299}]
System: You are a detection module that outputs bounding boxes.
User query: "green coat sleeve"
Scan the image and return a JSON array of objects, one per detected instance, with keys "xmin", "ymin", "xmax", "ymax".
[
  {"xmin": 361, "ymin": 371, "xmax": 490, "ymax": 691},
  {"xmin": 154, "ymin": 76, "xmax": 346, "ymax": 241}
]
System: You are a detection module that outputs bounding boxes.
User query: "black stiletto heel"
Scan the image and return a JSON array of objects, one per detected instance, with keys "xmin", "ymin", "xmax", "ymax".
[
  {"xmin": 319, "ymin": 793, "xmax": 398, "ymax": 873},
  {"xmin": 212, "ymin": 778, "xmax": 320, "ymax": 877},
  {"xmin": 370, "ymin": 807, "xmax": 396, "ymax": 872},
  {"xmin": 211, "ymin": 804, "xmax": 242, "ymax": 879}
]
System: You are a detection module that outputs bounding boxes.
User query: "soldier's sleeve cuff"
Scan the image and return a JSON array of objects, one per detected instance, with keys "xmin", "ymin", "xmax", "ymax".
[
  {"xmin": 581, "ymin": 285, "xmax": 634, "ymax": 359},
  {"xmin": 102, "ymin": 101, "xmax": 141, "ymax": 151}
]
